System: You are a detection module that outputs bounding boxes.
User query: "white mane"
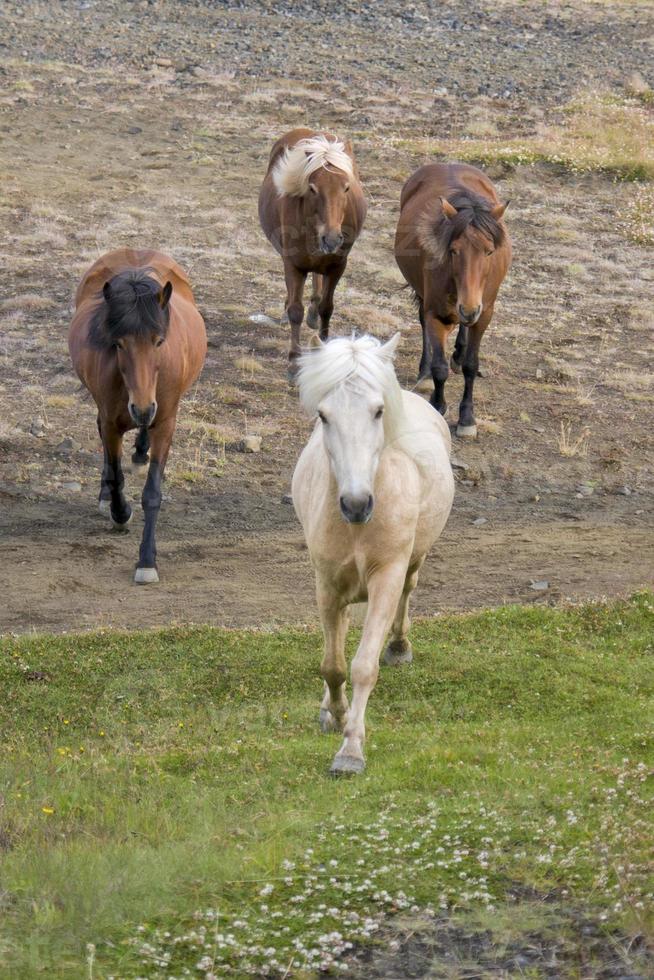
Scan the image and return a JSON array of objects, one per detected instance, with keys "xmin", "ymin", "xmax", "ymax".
[
  {"xmin": 297, "ymin": 334, "xmax": 408, "ymax": 451},
  {"xmin": 273, "ymin": 135, "xmax": 354, "ymax": 198}
]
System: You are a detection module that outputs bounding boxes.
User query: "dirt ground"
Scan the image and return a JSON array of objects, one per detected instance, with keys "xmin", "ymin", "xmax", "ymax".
[{"xmin": 0, "ymin": 0, "xmax": 653, "ymax": 635}]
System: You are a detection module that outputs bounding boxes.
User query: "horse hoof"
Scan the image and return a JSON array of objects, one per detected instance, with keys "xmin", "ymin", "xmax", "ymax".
[
  {"xmin": 131, "ymin": 452, "xmax": 149, "ymax": 467},
  {"xmin": 330, "ymin": 754, "xmax": 365, "ymax": 777},
  {"xmin": 306, "ymin": 306, "xmax": 319, "ymax": 330},
  {"xmin": 319, "ymin": 708, "xmax": 337, "ymax": 733},
  {"xmin": 449, "ymin": 356, "xmax": 462, "ymax": 374},
  {"xmin": 111, "ymin": 509, "xmax": 133, "ymax": 531},
  {"xmin": 98, "ymin": 499, "xmax": 111, "ymax": 517},
  {"xmin": 456, "ymin": 423, "xmax": 478, "ymax": 439},
  {"xmin": 383, "ymin": 641, "xmax": 413, "ymax": 666},
  {"xmin": 134, "ymin": 566, "xmax": 159, "ymax": 585}
]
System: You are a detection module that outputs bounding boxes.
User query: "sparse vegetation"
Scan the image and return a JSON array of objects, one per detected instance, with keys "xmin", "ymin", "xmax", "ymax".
[
  {"xmin": 557, "ymin": 421, "xmax": 591, "ymax": 458},
  {"xmin": 399, "ymin": 91, "xmax": 654, "ymax": 182}
]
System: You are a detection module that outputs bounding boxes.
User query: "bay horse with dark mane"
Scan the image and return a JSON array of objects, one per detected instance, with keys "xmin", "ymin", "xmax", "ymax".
[
  {"xmin": 258, "ymin": 128, "xmax": 367, "ymax": 375},
  {"xmin": 394, "ymin": 163, "xmax": 511, "ymax": 437},
  {"xmin": 69, "ymin": 248, "xmax": 207, "ymax": 583}
]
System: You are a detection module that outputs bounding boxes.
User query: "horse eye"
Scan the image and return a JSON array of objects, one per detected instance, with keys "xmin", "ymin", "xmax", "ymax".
[
  {"xmin": 309, "ymin": 184, "xmax": 318, "ymax": 195},
  {"xmin": 344, "ymin": 184, "xmax": 350, "ymax": 193},
  {"xmin": 155, "ymin": 338, "xmax": 165, "ymax": 348},
  {"xmin": 318, "ymin": 411, "xmax": 328, "ymax": 424},
  {"xmin": 115, "ymin": 341, "xmax": 124, "ymax": 351},
  {"xmin": 375, "ymin": 407, "xmax": 384, "ymax": 419},
  {"xmin": 485, "ymin": 249, "xmax": 494, "ymax": 257}
]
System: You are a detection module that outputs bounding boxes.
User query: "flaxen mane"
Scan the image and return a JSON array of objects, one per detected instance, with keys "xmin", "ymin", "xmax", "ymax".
[
  {"xmin": 297, "ymin": 333, "xmax": 431, "ymax": 460},
  {"xmin": 273, "ymin": 135, "xmax": 354, "ymax": 198},
  {"xmin": 418, "ymin": 188, "xmax": 506, "ymax": 264},
  {"xmin": 89, "ymin": 270, "xmax": 170, "ymax": 350}
]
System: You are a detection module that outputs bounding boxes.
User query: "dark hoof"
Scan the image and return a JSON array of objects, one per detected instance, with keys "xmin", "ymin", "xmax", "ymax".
[
  {"xmin": 134, "ymin": 566, "xmax": 159, "ymax": 584},
  {"xmin": 456, "ymin": 423, "xmax": 478, "ymax": 439},
  {"xmin": 110, "ymin": 506, "xmax": 133, "ymax": 531},
  {"xmin": 330, "ymin": 754, "xmax": 365, "ymax": 777},
  {"xmin": 382, "ymin": 640, "xmax": 413, "ymax": 666},
  {"xmin": 132, "ymin": 451, "xmax": 149, "ymax": 467},
  {"xmin": 450, "ymin": 355, "xmax": 462, "ymax": 375},
  {"xmin": 319, "ymin": 707, "xmax": 338, "ymax": 733}
]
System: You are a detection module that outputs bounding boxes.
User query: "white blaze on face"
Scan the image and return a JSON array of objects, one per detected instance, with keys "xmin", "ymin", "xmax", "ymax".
[{"xmin": 318, "ymin": 381, "xmax": 385, "ymax": 520}]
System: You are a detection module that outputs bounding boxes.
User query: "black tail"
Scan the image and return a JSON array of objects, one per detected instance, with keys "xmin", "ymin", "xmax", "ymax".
[{"xmin": 132, "ymin": 426, "xmax": 150, "ymax": 465}]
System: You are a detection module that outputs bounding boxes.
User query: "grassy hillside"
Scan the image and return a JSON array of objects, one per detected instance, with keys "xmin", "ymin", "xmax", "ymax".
[{"xmin": 1, "ymin": 595, "xmax": 653, "ymax": 977}]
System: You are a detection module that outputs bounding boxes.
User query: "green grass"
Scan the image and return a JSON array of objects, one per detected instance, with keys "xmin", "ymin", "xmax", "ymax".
[{"xmin": 1, "ymin": 595, "xmax": 653, "ymax": 977}]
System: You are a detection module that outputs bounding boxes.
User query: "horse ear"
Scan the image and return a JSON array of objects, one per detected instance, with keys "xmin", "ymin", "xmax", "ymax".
[
  {"xmin": 491, "ymin": 200, "xmax": 510, "ymax": 220},
  {"xmin": 159, "ymin": 281, "xmax": 173, "ymax": 309},
  {"xmin": 103, "ymin": 281, "xmax": 112, "ymax": 303},
  {"xmin": 440, "ymin": 197, "xmax": 458, "ymax": 220},
  {"xmin": 380, "ymin": 331, "xmax": 402, "ymax": 361}
]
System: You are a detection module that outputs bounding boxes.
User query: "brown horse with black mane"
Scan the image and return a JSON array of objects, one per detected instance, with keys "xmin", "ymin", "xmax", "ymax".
[
  {"xmin": 258, "ymin": 127, "xmax": 367, "ymax": 375},
  {"xmin": 69, "ymin": 248, "xmax": 207, "ymax": 583},
  {"xmin": 395, "ymin": 163, "xmax": 511, "ymax": 437}
]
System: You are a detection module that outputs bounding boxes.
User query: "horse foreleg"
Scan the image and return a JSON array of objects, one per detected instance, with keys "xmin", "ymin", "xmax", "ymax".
[
  {"xmin": 425, "ymin": 312, "xmax": 453, "ymax": 416},
  {"xmin": 306, "ymin": 273, "xmax": 323, "ymax": 330},
  {"xmin": 317, "ymin": 585, "xmax": 350, "ymax": 733},
  {"xmin": 331, "ymin": 563, "xmax": 407, "ymax": 776},
  {"xmin": 101, "ymin": 420, "xmax": 131, "ymax": 529},
  {"xmin": 382, "ymin": 560, "xmax": 424, "ymax": 666},
  {"xmin": 418, "ymin": 300, "xmax": 431, "ymax": 381},
  {"xmin": 134, "ymin": 417, "xmax": 175, "ymax": 584},
  {"xmin": 96, "ymin": 414, "xmax": 111, "ymax": 515},
  {"xmin": 317, "ymin": 265, "xmax": 345, "ymax": 341},
  {"xmin": 283, "ymin": 262, "xmax": 307, "ymax": 378},
  {"xmin": 457, "ymin": 309, "xmax": 491, "ymax": 438}
]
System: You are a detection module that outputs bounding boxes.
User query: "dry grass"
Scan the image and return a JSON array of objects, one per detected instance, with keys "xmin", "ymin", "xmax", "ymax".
[
  {"xmin": 624, "ymin": 184, "xmax": 654, "ymax": 245},
  {"xmin": 46, "ymin": 394, "xmax": 77, "ymax": 410},
  {"xmin": 557, "ymin": 421, "xmax": 591, "ymax": 458},
  {"xmin": 234, "ymin": 355, "xmax": 264, "ymax": 377},
  {"xmin": 0, "ymin": 293, "xmax": 57, "ymax": 312},
  {"xmin": 400, "ymin": 91, "xmax": 654, "ymax": 182}
]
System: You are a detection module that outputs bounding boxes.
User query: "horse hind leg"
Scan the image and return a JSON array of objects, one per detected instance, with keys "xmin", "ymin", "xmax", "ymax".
[
  {"xmin": 132, "ymin": 426, "xmax": 150, "ymax": 466},
  {"xmin": 306, "ymin": 273, "xmax": 322, "ymax": 330},
  {"xmin": 450, "ymin": 322, "xmax": 469, "ymax": 375},
  {"xmin": 383, "ymin": 564, "xmax": 421, "ymax": 666}
]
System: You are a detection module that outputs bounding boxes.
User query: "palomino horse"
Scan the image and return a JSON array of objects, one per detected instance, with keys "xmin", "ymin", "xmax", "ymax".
[
  {"xmin": 292, "ymin": 334, "xmax": 454, "ymax": 774},
  {"xmin": 69, "ymin": 248, "xmax": 207, "ymax": 583},
  {"xmin": 394, "ymin": 163, "xmax": 511, "ymax": 437},
  {"xmin": 258, "ymin": 128, "xmax": 367, "ymax": 374}
]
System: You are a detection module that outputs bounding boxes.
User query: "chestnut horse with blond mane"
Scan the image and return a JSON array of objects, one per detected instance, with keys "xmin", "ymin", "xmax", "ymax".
[
  {"xmin": 395, "ymin": 163, "xmax": 511, "ymax": 438},
  {"xmin": 258, "ymin": 128, "xmax": 367, "ymax": 375},
  {"xmin": 69, "ymin": 248, "xmax": 207, "ymax": 583}
]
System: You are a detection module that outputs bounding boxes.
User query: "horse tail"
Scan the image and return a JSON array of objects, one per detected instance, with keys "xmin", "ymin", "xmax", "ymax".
[{"xmin": 132, "ymin": 426, "xmax": 150, "ymax": 466}]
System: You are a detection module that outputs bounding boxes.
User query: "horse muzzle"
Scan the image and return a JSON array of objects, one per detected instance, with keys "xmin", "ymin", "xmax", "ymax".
[
  {"xmin": 129, "ymin": 400, "xmax": 157, "ymax": 428},
  {"xmin": 340, "ymin": 493, "xmax": 374, "ymax": 525},
  {"xmin": 458, "ymin": 303, "xmax": 482, "ymax": 325},
  {"xmin": 320, "ymin": 231, "xmax": 344, "ymax": 254}
]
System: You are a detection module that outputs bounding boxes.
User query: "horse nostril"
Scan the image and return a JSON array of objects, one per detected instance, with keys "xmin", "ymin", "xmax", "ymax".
[{"xmin": 340, "ymin": 494, "xmax": 374, "ymax": 524}]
